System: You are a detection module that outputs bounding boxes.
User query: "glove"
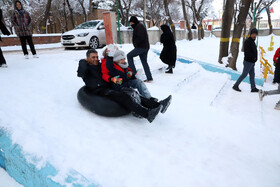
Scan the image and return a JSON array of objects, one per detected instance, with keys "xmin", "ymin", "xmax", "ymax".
[
  {"xmin": 107, "ymin": 44, "xmax": 116, "ymax": 57},
  {"xmin": 127, "ymin": 70, "xmax": 133, "ymax": 78},
  {"xmin": 111, "ymin": 76, "xmax": 123, "ymax": 85}
]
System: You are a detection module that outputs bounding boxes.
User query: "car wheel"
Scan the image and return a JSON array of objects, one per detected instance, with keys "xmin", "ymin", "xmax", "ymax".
[{"xmin": 89, "ymin": 36, "xmax": 99, "ymax": 49}]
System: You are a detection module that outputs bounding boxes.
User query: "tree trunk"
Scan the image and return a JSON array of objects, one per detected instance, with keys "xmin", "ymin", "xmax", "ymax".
[
  {"xmin": 197, "ymin": 22, "xmax": 203, "ymax": 40},
  {"xmin": 63, "ymin": 0, "xmax": 68, "ymax": 31},
  {"xmin": 79, "ymin": 0, "xmax": 88, "ymax": 22},
  {"xmin": 201, "ymin": 24, "xmax": 204, "ymax": 39},
  {"xmin": 89, "ymin": 0, "xmax": 92, "ymax": 12},
  {"xmin": 266, "ymin": 6, "xmax": 272, "ymax": 35},
  {"xmin": 242, "ymin": 20, "xmax": 253, "ymax": 51},
  {"xmin": 163, "ymin": 0, "xmax": 176, "ymax": 40},
  {"xmin": 228, "ymin": 0, "xmax": 252, "ymax": 70},
  {"xmin": 218, "ymin": 0, "xmax": 236, "ymax": 63},
  {"xmin": 181, "ymin": 0, "xmax": 193, "ymax": 40},
  {"xmin": 65, "ymin": 0, "xmax": 75, "ymax": 29},
  {"xmin": 42, "ymin": 0, "xmax": 52, "ymax": 34},
  {"xmin": 241, "ymin": 22, "xmax": 246, "ymax": 52}
]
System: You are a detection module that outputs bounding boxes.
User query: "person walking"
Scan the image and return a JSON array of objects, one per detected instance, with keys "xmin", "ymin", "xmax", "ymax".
[
  {"xmin": 12, "ymin": 0, "xmax": 38, "ymax": 59},
  {"xmin": 232, "ymin": 28, "xmax": 259, "ymax": 92},
  {"xmin": 160, "ymin": 24, "xmax": 177, "ymax": 74},
  {"xmin": 0, "ymin": 9, "xmax": 10, "ymax": 68},
  {"xmin": 259, "ymin": 57, "xmax": 280, "ymax": 110},
  {"xmin": 127, "ymin": 16, "xmax": 153, "ymax": 82}
]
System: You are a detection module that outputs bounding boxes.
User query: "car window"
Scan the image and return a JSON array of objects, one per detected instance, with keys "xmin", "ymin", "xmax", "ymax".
[{"xmin": 75, "ymin": 21, "xmax": 99, "ymax": 29}]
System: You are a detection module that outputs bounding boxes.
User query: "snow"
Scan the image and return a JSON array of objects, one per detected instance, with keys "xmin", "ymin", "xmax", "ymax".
[
  {"xmin": 0, "ymin": 35, "xmax": 280, "ymax": 187},
  {"xmin": 1, "ymin": 34, "xmax": 62, "ymax": 38},
  {"xmin": 1, "ymin": 42, "xmax": 62, "ymax": 52},
  {"xmin": 0, "ymin": 168, "xmax": 23, "ymax": 187},
  {"xmin": 148, "ymin": 26, "xmax": 159, "ymax": 31}
]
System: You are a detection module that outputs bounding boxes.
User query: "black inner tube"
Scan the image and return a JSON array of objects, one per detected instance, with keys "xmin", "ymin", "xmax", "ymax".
[{"xmin": 77, "ymin": 86, "xmax": 130, "ymax": 117}]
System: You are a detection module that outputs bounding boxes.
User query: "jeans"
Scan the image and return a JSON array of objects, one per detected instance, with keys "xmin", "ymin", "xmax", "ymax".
[
  {"xmin": 106, "ymin": 89, "xmax": 159, "ymax": 118},
  {"xmin": 129, "ymin": 79, "xmax": 152, "ymax": 98},
  {"xmin": 19, "ymin": 36, "xmax": 36, "ymax": 55},
  {"xmin": 127, "ymin": 48, "xmax": 153, "ymax": 80},
  {"xmin": 265, "ymin": 83, "xmax": 280, "ymax": 95},
  {"xmin": 0, "ymin": 48, "xmax": 6, "ymax": 65},
  {"xmin": 234, "ymin": 60, "xmax": 256, "ymax": 89}
]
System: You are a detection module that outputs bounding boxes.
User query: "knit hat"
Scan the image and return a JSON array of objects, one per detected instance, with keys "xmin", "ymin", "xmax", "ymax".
[
  {"xmin": 250, "ymin": 28, "xmax": 258, "ymax": 35},
  {"xmin": 113, "ymin": 50, "xmax": 126, "ymax": 62},
  {"xmin": 129, "ymin": 16, "xmax": 139, "ymax": 25},
  {"xmin": 113, "ymin": 50, "xmax": 128, "ymax": 68}
]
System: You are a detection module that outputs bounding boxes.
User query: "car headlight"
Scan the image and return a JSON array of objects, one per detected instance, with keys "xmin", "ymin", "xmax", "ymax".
[{"xmin": 77, "ymin": 33, "xmax": 89, "ymax": 37}]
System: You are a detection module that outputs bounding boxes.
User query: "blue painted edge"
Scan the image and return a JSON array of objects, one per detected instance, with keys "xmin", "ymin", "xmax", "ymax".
[
  {"xmin": 152, "ymin": 49, "xmax": 265, "ymax": 86},
  {"xmin": 0, "ymin": 128, "xmax": 99, "ymax": 187}
]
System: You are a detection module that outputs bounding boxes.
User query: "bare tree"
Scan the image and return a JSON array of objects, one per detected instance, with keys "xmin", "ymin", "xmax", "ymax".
[
  {"xmin": 241, "ymin": 0, "xmax": 276, "ymax": 50},
  {"xmin": 42, "ymin": 0, "xmax": 53, "ymax": 33},
  {"xmin": 163, "ymin": 0, "xmax": 176, "ymax": 40},
  {"xmin": 78, "ymin": 0, "xmax": 88, "ymax": 22},
  {"xmin": 218, "ymin": 0, "xmax": 235, "ymax": 63},
  {"xmin": 65, "ymin": 0, "xmax": 75, "ymax": 28},
  {"xmin": 186, "ymin": 0, "xmax": 212, "ymax": 40},
  {"xmin": 227, "ymin": 0, "xmax": 252, "ymax": 70},
  {"xmin": 181, "ymin": 0, "xmax": 193, "ymax": 40}
]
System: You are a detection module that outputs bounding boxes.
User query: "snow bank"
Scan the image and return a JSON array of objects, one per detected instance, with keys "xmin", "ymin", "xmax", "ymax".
[
  {"xmin": 148, "ymin": 26, "xmax": 159, "ymax": 31},
  {"xmin": 0, "ymin": 36, "xmax": 280, "ymax": 186}
]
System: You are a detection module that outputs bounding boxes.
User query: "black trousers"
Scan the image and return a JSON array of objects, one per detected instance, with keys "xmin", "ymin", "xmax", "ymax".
[
  {"xmin": 0, "ymin": 47, "xmax": 6, "ymax": 65},
  {"xmin": 19, "ymin": 36, "xmax": 36, "ymax": 55},
  {"xmin": 106, "ymin": 90, "xmax": 160, "ymax": 118}
]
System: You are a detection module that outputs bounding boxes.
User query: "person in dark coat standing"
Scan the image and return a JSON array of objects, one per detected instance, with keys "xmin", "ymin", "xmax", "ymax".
[
  {"xmin": 233, "ymin": 28, "xmax": 259, "ymax": 92},
  {"xmin": 127, "ymin": 16, "xmax": 153, "ymax": 82},
  {"xmin": 0, "ymin": 9, "xmax": 11, "ymax": 68},
  {"xmin": 11, "ymin": 0, "xmax": 38, "ymax": 59},
  {"xmin": 191, "ymin": 23, "xmax": 197, "ymax": 29},
  {"xmin": 160, "ymin": 24, "xmax": 177, "ymax": 74},
  {"xmin": 259, "ymin": 57, "xmax": 280, "ymax": 110}
]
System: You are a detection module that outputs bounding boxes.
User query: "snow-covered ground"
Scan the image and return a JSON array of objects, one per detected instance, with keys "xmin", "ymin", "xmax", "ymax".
[
  {"xmin": 0, "ymin": 35, "xmax": 280, "ymax": 187},
  {"xmin": 0, "ymin": 168, "xmax": 23, "ymax": 187},
  {"xmin": 1, "ymin": 42, "xmax": 62, "ymax": 52}
]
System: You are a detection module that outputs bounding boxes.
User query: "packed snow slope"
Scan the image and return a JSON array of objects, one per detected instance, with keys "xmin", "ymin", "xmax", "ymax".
[
  {"xmin": 0, "ymin": 168, "xmax": 23, "ymax": 187},
  {"xmin": 0, "ymin": 36, "xmax": 280, "ymax": 187}
]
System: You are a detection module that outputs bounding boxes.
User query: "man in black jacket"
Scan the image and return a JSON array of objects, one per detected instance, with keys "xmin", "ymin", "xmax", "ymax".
[
  {"xmin": 0, "ymin": 9, "xmax": 11, "ymax": 68},
  {"xmin": 233, "ymin": 28, "xmax": 259, "ymax": 92},
  {"xmin": 77, "ymin": 49, "xmax": 171, "ymax": 123},
  {"xmin": 127, "ymin": 16, "xmax": 153, "ymax": 82}
]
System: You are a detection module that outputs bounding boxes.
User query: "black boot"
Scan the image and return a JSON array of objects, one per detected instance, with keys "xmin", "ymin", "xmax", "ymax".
[
  {"xmin": 147, "ymin": 105, "xmax": 162, "ymax": 123},
  {"xmin": 232, "ymin": 85, "xmax": 241, "ymax": 92},
  {"xmin": 251, "ymin": 88, "xmax": 259, "ymax": 92},
  {"xmin": 149, "ymin": 97, "xmax": 158, "ymax": 102},
  {"xmin": 159, "ymin": 95, "xmax": 172, "ymax": 113},
  {"xmin": 165, "ymin": 68, "xmax": 173, "ymax": 74}
]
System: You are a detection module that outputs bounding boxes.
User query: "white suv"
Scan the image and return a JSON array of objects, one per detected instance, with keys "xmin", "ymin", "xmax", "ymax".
[{"xmin": 61, "ymin": 20, "xmax": 127, "ymax": 49}]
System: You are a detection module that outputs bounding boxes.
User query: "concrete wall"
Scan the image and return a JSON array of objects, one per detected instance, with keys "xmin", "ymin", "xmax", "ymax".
[
  {"xmin": 117, "ymin": 29, "xmax": 211, "ymax": 45},
  {"xmin": 1, "ymin": 34, "xmax": 61, "ymax": 47},
  {"xmin": 212, "ymin": 28, "xmax": 280, "ymax": 38}
]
